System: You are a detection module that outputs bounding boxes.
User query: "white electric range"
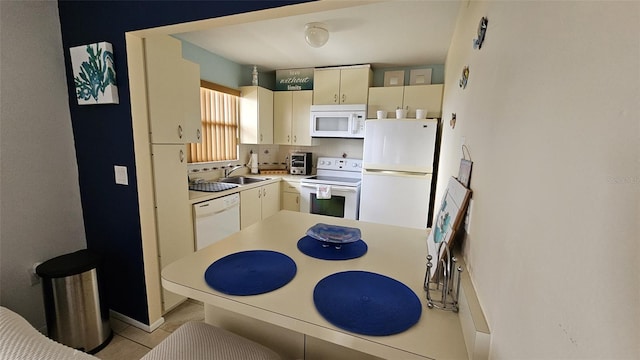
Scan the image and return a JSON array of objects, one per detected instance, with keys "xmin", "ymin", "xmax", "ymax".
[{"xmin": 299, "ymin": 157, "xmax": 362, "ymax": 220}]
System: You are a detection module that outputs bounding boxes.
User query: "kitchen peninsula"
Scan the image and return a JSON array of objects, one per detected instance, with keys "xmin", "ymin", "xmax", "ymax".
[{"xmin": 162, "ymin": 211, "xmax": 469, "ymax": 359}]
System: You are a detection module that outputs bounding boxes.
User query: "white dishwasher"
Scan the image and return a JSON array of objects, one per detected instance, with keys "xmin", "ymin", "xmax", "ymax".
[{"xmin": 193, "ymin": 193, "xmax": 240, "ymax": 250}]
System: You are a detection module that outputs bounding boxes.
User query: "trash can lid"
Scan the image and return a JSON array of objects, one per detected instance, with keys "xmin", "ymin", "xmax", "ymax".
[{"xmin": 36, "ymin": 249, "xmax": 101, "ymax": 278}]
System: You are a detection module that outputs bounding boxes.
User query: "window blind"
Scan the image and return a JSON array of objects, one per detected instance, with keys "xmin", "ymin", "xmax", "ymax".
[{"xmin": 187, "ymin": 86, "xmax": 239, "ymax": 163}]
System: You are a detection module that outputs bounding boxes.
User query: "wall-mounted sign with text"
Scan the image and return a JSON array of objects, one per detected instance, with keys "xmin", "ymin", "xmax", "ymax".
[{"xmin": 276, "ymin": 68, "xmax": 313, "ymax": 91}]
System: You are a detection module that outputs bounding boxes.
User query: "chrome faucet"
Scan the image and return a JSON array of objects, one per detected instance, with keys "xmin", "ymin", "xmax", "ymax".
[{"xmin": 224, "ymin": 164, "xmax": 244, "ymax": 177}]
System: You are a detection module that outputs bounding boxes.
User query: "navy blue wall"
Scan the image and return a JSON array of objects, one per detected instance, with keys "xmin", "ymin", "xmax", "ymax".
[{"xmin": 57, "ymin": 0, "xmax": 307, "ymax": 324}]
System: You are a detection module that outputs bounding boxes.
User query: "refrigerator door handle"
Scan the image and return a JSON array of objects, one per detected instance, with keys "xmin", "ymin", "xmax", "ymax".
[{"xmin": 363, "ymin": 168, "xmax": 430, "ymax": 177}]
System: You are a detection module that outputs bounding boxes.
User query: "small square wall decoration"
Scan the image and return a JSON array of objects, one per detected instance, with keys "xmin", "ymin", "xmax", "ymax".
[{"xmin": 70, "ymin": 42, "xmax": 119, "ymax": 105}]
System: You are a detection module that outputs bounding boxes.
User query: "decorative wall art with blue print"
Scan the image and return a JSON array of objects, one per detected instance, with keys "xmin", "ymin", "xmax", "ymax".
[
  {"xmin": 70, "ymin": 42, "xmax": 119, "ymax": 105},
  {"xmin": 426, "ymin": 177, "xmax": 471, "ymax": 279}
]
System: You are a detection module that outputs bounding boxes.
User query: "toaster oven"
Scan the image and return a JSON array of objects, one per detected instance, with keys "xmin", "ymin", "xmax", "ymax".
[{"xmin": 290, "ymin": 152, "xmax": 312, "ymax": 175}]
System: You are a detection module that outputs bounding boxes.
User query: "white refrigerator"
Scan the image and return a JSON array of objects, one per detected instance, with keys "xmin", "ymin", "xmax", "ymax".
[{"xmin": 359, "ymin": 119, "xmax": 438, "ymax": 229}]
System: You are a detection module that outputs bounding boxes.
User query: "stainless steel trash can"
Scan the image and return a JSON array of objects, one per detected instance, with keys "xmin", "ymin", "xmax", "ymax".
[{"xmin": 36, "ymin": 249, "xmax": 112, "ymax": 353}]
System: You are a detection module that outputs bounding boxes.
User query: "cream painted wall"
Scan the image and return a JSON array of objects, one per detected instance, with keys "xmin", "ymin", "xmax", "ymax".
[
  {"xmin": 0, "ymin": 1, "xmax": 86, "ymax": 329},
  {"xmin": 436, "ymin": 1, "xmax": 639, "ymax": 358}
]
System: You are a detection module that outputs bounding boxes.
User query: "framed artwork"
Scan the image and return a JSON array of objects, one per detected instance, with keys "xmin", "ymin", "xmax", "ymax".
[
  {"xmin": 426, "ymin": 177, "xmax": 471, "ymax": 279},
  {"xmin": 457, "ymin": 159, "xmax": 473, "ymax": 188},
  {"xmin": 70, "ymin": 42, "xmax": 119, "ymax": 105},
  {"xmin": 383, "ymin": 70, "xmax": 405, "ymax": 87},
  {"xmin": 409, "ymin": 68, "xmax": 432, "ymax": 85}
]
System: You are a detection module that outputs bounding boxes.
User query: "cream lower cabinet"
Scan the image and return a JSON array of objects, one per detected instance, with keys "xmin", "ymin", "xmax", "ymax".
[
  {"xmin": 281, "ymin": 179, "xmax": 301, "ymax": 211},
  {"xmin": 151, "ymin": 144, "xmax": 194, "ymax": 312},
  {"xmin": 240, "ymin": 86, "xmax": 274, "ymax": 144},
  {"xmin": 313, "ymin": 66, "xmax": 372, "ymax": 105},
  {"xmin": 240, "ymin": 182, "xmax": 280, "ymax": 229},
  {"xmin": 274, "ymin": 90, "xmax": 313, "ymax": 146},
  {"xmin": 367, "ymin": 84, "xmax": 444, "ymax": 119}
]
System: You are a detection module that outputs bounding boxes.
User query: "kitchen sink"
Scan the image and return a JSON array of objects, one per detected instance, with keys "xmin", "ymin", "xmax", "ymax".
[{"xmin": 218, "ymin": 176, "xmax": 269, "ymax": 185}]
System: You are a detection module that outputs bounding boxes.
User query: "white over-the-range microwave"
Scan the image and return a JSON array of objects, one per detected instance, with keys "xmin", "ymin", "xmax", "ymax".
[{"xmin": 309, "ymin": 104, "xmax": 366, "ymax": 138}]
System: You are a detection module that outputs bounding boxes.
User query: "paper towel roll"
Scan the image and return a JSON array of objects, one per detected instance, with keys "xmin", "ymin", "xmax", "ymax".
[{"xmin": 250, "ymin": 153, "xmax": 259, "ymax": 174}]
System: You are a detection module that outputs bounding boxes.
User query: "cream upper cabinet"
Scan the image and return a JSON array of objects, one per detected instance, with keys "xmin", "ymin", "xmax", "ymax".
[
  {"xmin": 180, "ymin": 60, "xmax": 202, "ymax": 143},
  {"xmin": 150, "ymin": 144, "xmax": 193, "ymax": 312},
  {"xmin": 273, "ymin": 92, "xmax": 292, "ymax": 145},
  {"xmin": 274, "ymin": 90, "xmax": 313, "ymax": 146},
  {"xmin": 240, "ymin": 86, "xmax": 273, "ymax": 144},
  {"xmin": 402, "ymin": 84, "xmax": 444, "ymax": 119},
  {"xmin": 367, "ymin": 86, "xmax": 404, "ymax": 119},
  {"xmin": 338, "ymin": 67, "xmax": 371, "ymax": 104},
  {"xmin": 367, "ymin": 84, "xmax": 444, "ymax": 119},
  {"xmin": 144, "ymin": 35, "xmax": 201, "ymax": 144},
  {"xmin": 240, "ymin": 182, "xmax": 281, "ymax": 229},
  {"xmin": 313, "ymin": 69, "xmax": 341, "ymax": 104},
  {"xmin": 313, "ymin": 66, "xmax": 372, "ymax": 105}
]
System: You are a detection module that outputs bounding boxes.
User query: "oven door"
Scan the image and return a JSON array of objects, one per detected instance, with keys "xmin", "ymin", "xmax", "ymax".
[{"xmin": 299, "ymin": 183, "xmax": 360, "ymax": 220}]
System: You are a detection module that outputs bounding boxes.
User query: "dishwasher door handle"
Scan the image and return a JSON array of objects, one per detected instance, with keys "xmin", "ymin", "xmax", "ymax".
[{"xmin": 196, "ymin": 205, "xmax": 237, "ymax": 218}]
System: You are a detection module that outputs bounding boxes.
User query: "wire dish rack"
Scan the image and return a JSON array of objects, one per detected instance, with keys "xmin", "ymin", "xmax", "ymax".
[
  {"xmin": 423, "ymin": 242, "xmax": 463, "ymax": 312},
  {"xmin": 188, "ymin": 182, "xmax": 238, "ymax": 192}
]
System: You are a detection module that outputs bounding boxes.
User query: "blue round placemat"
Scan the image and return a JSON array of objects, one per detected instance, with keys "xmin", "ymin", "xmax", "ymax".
[
  {"xmin": 297, "ymin": 236, "xmax": 368, "ymax": 260},
  {"xmin": 313, "ymin": 271, "xmax": 422, "ymax": 336},
  {"xmin": 204, "ymin": 250, "xmax": 296, "ymax": 296}
]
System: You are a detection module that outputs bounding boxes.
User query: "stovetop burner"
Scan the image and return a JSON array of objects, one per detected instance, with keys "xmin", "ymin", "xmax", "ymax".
[{"xmin": 300, "ymin": 157, "xmax": 363, "ymax": 187}]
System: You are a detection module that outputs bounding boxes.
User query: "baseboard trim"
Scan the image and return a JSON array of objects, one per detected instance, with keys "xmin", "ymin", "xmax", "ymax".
[
  {"xmin": 458, "ymin": 279, "xmax": 491, "ymax": 360},
  {"xmin": 110, "ymin": 310, "xmax": 165, "ymax": 333},
  {"xmin": 457, "ymin": 258, "xmax": 491, "ymax": 360}
]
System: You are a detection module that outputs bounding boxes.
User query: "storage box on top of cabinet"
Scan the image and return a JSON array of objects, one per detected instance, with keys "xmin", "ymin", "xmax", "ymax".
[
  {"xmin": 240, "ymin": 86, "xmax": 274, "ymax": 144},
  {"xmin": 313, "ymin": 65, "xmax": 372, "ymax": 105}
]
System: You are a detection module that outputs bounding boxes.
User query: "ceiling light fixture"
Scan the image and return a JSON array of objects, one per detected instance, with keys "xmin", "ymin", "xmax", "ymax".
[{"xmin": 304, "ymin": 22, "xmax": 329, "ymax": 48}]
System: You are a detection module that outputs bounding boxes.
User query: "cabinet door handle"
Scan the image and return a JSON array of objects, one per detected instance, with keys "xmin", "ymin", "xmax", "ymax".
[
  {"xmin": 341, "ymin": 94, "xmax": 346, "ymax": 103},
  {"xmin": 197, "ymin": 128, "xmax": 201, "ymax": 140},
  {"xmin": 263, "ymin": 188, "xmax": 267, "ymax": 197},
  {"xmin": 334, "ymin": 94, "xmax": 338, "ymax": 103},
  {"xmin": 293, "ymin": 135, "xmax": 297, "ymax": 143},
  {"xmin": 258, "ymin": 189, "xmax": 261, "ymax": 198},
  {"xmin": 287, "ymin": 135, "xmax": 290, "ymax": 143},
  {"xmin": 178, "ymin": 125, "xmax": 183, "ymax": 139},
  {"xmin": 295, "ymin": 196, "xmax": 299, "ymax": 205},
  {"xmin": 179, "ymin": 149, "xmax": 184, "ymax": 163},
  {"xmin": 260, "ymin": 134, "xmax": 263, "ymax": 142}
]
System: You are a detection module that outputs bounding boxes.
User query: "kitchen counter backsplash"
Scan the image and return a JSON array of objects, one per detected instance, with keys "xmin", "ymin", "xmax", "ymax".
[{"xmin": 187, "ymin": 139, "xmax": 365, "ymax": 182}]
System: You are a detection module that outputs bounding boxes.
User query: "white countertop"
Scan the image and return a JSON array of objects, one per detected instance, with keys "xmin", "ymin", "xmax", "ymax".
[
  {"xmin": 162, "ymin": 211, "xmax": 467, "ymax": 359},
  {"xmin": 188, "ymin": 175, "xmax": 310, "ymax": 204}
]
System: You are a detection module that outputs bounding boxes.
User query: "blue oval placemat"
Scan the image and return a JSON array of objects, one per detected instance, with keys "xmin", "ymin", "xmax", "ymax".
[
  {"xmin": 204, "ymin": 250, "xmax": 296, "ymax": 296},
  {"xmin": 313, "ymin": 271, "xmax": 422, "ymax": 336},
  {"xmin": 297, "ymin": 236, "xmax": 367, "ymax": 260}
]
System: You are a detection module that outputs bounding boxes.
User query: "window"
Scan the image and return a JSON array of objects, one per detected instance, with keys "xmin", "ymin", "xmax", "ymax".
[{"xmin": 187, "ymin": 81, "xmax": 240, "ymax": 163}]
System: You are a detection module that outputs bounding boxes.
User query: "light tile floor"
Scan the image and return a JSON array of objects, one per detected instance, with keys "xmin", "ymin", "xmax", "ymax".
[{"xmin": 95, "ymin": 300, "xmax": 204, "ymax": 360}]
